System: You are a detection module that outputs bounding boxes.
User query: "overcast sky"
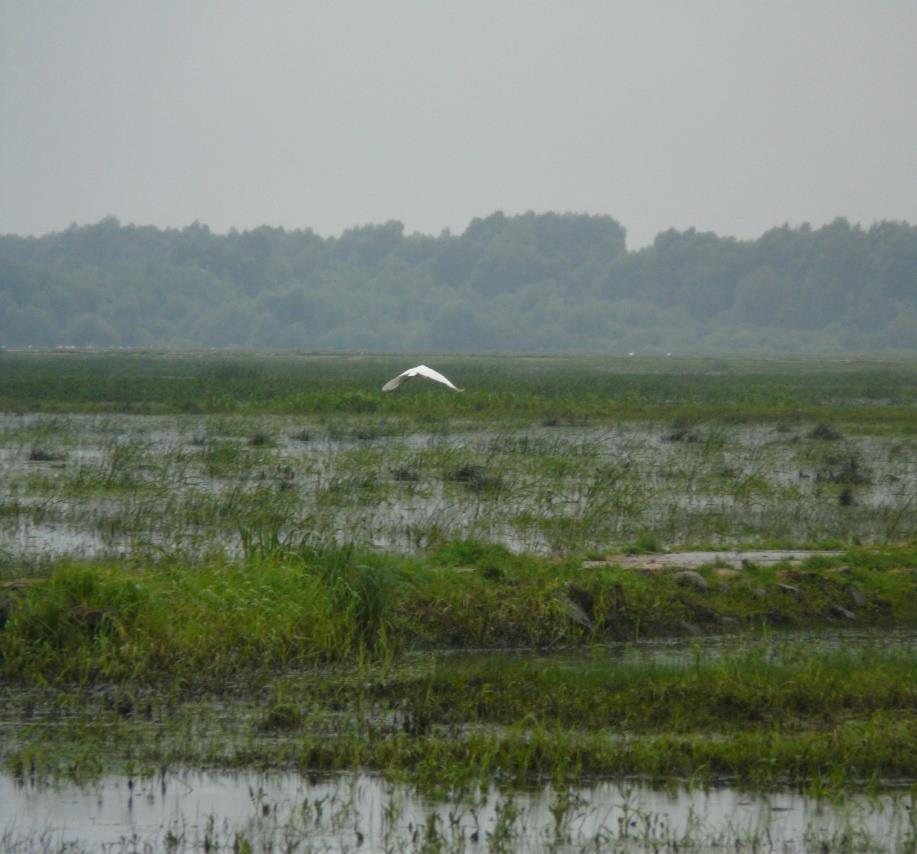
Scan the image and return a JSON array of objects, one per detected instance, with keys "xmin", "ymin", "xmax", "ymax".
[{"xmin": 1, "ymin": 1, "xmax": 915, "ymax": 248}]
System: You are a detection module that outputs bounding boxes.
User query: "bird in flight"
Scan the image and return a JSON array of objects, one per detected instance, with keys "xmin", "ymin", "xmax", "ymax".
[{"xmin": 382, "ymin": 364, "xmax": 463, "ymax": 392}]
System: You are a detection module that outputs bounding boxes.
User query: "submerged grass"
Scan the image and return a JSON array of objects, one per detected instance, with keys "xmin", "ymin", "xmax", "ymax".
[
  {"xmin": 2, "ymin": 382, "xmax": 914, "ymax": 561},
  {"xmin": 367, "ymin": 644, "xmax": 917, "ymax": 734},
  {"xmin": 3, "ymin": 632, "xmax": 917, "ymax": 794}
]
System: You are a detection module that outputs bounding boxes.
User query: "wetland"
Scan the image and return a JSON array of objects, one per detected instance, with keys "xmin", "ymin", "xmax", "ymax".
[{"xmin": 0, "ymin": 351, "xmax": 915, "ymax": 851}]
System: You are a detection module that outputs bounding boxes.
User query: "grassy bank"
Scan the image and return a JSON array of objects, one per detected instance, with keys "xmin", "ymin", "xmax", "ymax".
[
  {"xmin": 2, "ymin": 542, "xmax": 915, "ymax": 685},
  {"xmin": 2, "ymin": 545, "xmax": 916, "ymax": 791}
]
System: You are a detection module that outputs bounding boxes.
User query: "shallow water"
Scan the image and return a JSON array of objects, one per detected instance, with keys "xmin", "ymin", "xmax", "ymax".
[
  {"xmin": 2, "ymin": 769, "xmax": 913, "ymax": 852},
  {"xmin": 1, "ymin": 414, "xmax": 914, "ymax": 563},
  {"xmin": 2, "ymin": 630, "xmax": 915, "ymax": 850},
  {"xmin": 428, "ymin": 626, "xmax": 917, "ymax": 672}
]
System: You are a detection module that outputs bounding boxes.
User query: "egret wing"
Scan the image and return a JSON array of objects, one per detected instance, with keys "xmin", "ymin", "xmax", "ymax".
[
  {"xmin": 382, "ymin": 369, "xmax": 412, "ymax": 391},
  {"xmin": 381, "ymin": 364, "xmax": 462, "ymax": 392},
  {"xmin": 412, "ymin": 365, "xmax": 462, "ymax": 391}
]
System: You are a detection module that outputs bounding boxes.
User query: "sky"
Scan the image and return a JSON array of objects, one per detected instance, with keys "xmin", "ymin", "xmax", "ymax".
[{"xmin": 1, "ymin": 1, "xmax": 915, "ymax": 249}]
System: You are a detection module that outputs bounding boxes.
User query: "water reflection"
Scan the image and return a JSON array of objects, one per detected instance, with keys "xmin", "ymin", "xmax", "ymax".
[{"xmin": 2, "ymin": 769, "xmax": 914, "ymax": 852}]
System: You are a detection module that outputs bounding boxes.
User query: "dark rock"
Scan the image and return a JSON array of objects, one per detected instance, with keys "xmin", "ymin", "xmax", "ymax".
[
  {"xmin": 558, "ymin": 583, "xmax": 594, "ymax": 628},
  {"xmin": 563, "ymin": 582, "xmax": 594, "ymax": 619},
  {"xmin": 675, "ymin": 571, "xmax": 709, "ymax": 592},
  {"xmin": 846, "ymin": 585, "xmax": 867, "ymax": 608},
  {"xmin": 827, "ymin": 604, "xmax": 856, "ymax": 621},
  {"xmin": 28, "ymin": 447, "xmax": 63, "ymax": 462}
]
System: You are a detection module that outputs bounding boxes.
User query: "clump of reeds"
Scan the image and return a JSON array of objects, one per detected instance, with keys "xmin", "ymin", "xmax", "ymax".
[
  {"xmin": 392, "ymin": 465, "xmax": 420, "ymax": 483},
  {"xmin": 27, "ymin": 447, "xmax": 64, "ymax": 462},
  {"xmin": 817, "ymin": 450, "xmax": 872, "ymax": 486},
  {"xmin": 665, "ymin": 419, "xmax": 702, "ymax": 443},
  {"xmin": 808, "ymin": 423, "xmax": 844, "ymax": 441},
  {"xmin": 447, "ymin": 463, "xmax": 503, "ymax": 494}
]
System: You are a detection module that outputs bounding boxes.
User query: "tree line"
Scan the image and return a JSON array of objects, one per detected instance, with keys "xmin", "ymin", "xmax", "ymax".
[{"xmin": 0, "ymin": 211, "xmax": 914, "ymax": 353}]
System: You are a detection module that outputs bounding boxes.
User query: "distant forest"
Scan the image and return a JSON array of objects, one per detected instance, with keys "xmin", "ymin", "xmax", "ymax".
[{"xmin": 1, "ymin": 212, "xmax": 915, "ymax": 353}]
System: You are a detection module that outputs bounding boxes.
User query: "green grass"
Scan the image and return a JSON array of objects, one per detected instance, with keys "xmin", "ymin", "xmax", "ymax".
[
  {"xmin": 4, "ymin": 621, "xmax": 917, "ymax": 793},
  {"xmin": 1, "ymin": 350, "xmax": 915, "ymax": 426},
  {"xmin": 1, "ymin": 545, "xmax": 916, "ymax": 793},
  {"xmin": 367, "ymin": 643, "xmax": 917, "ymax": 733},
  {"xmin": 2, "ymin": 543, "xmax": 915, "ymax": 685}
]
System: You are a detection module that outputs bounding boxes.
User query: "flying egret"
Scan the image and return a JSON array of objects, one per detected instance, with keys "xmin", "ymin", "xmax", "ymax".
[{"xmin": 382, "ymin": 365, "xmax": 463, "ymax": 392}]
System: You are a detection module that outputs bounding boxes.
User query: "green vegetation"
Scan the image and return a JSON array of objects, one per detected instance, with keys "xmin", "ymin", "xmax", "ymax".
[
  {"xmin": 1, "ymin": 350, "xmax": 915, "ymax": 424},
  {"xmin": 1, "ymin": 357, "xmax": 913, "ymax": 564},
  {"xmin": 2, "ymin": 548, "xmax": 917, "ymax": 793},
  {"xmin": 1, "ymin": 213, "xmax": 915, "ymax": 353},
  {"xmin": 2, "ymin": 545, "xmax": 916, "ymax": 686},
  {"xmin": 1, "ymin": 353, "xmax": 916, "ymax": 808}
]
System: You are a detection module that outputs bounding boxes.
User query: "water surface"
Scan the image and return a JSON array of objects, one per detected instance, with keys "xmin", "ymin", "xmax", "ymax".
[{"xmin": 2, "ymin": 769, "xmax": 913, "ymax": 852}]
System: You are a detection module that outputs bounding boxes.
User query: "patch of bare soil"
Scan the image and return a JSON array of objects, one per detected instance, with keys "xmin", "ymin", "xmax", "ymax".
[{"xmin": 584, "ymin": 550, "xmax": 845, "ymax": 571}]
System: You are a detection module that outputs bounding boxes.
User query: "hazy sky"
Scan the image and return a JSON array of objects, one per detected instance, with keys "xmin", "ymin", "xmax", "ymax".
[{"xmin": 1, "ymin": 1, "xmax": 915, "ymax": 248}]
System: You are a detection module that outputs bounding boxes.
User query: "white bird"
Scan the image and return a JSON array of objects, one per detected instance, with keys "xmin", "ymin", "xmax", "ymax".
[{"xmin": 382, "ymin": 364, "xmax": 463, "ymax": 392}]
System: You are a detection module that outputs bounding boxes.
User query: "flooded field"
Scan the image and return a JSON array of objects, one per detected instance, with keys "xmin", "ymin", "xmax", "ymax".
[
  {"xmin": 3, "ymin": 768, "xmax": 915, "ymax": 852},
  {"xmin": 1, "ymin": 355, "xmax": 915, "ymax": 851},
  {"xmin": 3, "ymin": 627, "xmax": 917, "ymax": 852},
  {"xmin": 1, "ymin": 412, "xmax": 914, "ymax": 568}
]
